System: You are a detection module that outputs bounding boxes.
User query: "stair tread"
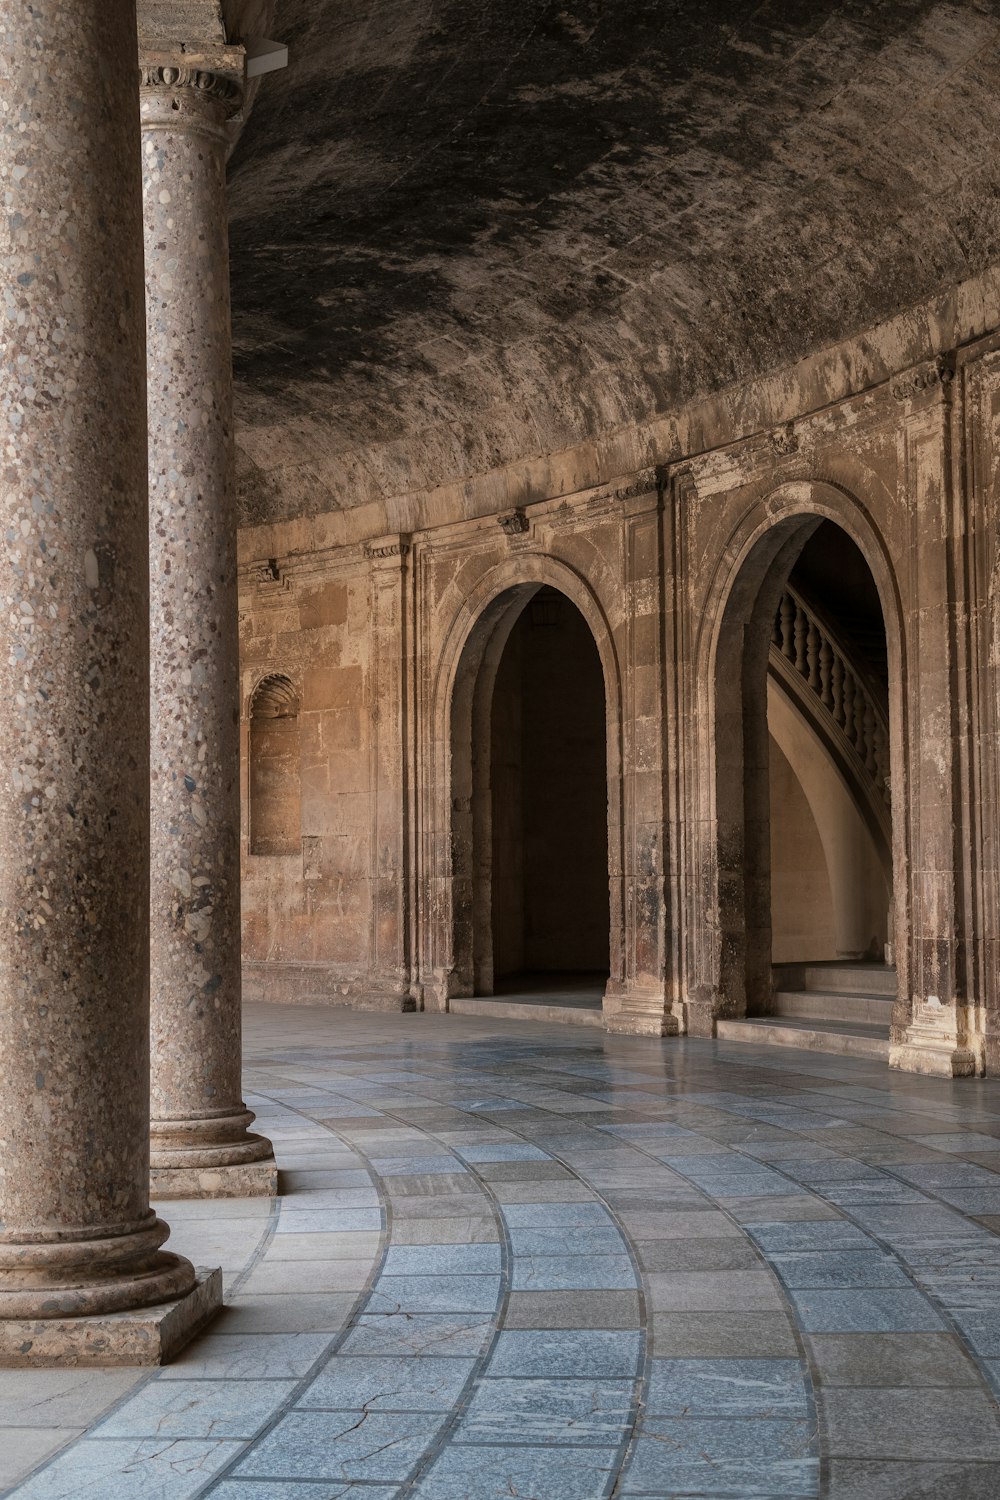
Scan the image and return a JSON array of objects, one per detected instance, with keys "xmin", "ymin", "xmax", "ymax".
[
  {"xmin": 716, "ymin": 1014, "xmax": 891, "ymax": 1060},
  {"xmin": 730, "ymin": 1016, "xmax": 889, "ymax": 1038},
  {"xmin": 774, "ymin": 988, "xmax": 893, "ymax": 1002}
]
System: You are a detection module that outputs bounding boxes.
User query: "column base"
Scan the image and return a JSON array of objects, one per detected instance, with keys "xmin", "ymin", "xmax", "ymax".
[
  {"xmin": 0, "ymin": 1266, "xmax": 222, "ymax": 1367},
  {"xmin": 603, "ymin": 983, "xmax": 680, "ymax": 1037},
  {"xmin": 889, "ymin": 999, "xmax": 982, "ymax": 1077},
  {"xmin": 150, "ymin": 1158, "xmax": 278, "ymax": 1200}
]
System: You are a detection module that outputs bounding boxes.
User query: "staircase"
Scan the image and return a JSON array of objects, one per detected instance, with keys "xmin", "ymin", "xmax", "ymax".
[
  {"xmin": 770, "ymin": 585, "xmax": 891, "ymax": 860},
  {"xmin": 716, "ymin": 963, "xmax": 895, "ymax": 1060}
]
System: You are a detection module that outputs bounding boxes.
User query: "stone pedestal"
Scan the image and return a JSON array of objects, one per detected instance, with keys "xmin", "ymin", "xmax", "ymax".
[
  {"xmin": 0, "ymin": 0, "xmax": 216, "ymax": 1361},
  {"xmin": 890, "ymin": 1000, "xmax": 979, "ymax": 1078},
  {"xmin": 603, "ymin": 983, "xmax": 681, "ymax": 1037},
  {"xmin": 142, "ymin": 56, "xmax": 276, "ymax": 1198}
]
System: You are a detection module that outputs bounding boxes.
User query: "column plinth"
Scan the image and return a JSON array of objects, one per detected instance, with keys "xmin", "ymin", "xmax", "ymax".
[
  {"xmin": 142, "ymin": 60, "xmax": 276, "ymax": 1199},
  {"xmin": 0, "ymin": 0, "xmax": 217, "ymax": 1364}
]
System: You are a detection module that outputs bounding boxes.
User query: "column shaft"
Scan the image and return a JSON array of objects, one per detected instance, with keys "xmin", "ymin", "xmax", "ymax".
[
  {"xmin": 142, "ymin": 63, "xmax": 276, "ymax": 1195},
  {"xmin": 0, "ymin": 0, "xmax": 202, "ymax": 1350}
]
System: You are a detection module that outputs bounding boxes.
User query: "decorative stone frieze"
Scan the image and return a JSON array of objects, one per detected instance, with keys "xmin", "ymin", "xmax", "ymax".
[{"xmin": 890, "ymin": 353, "xmax": 955, "ymax": 403}]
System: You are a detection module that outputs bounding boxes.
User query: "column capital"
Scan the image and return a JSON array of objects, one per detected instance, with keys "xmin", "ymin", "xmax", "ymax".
[{"xmin": 140, "ymin": 45, "xmax": 246, "ymax": 121}]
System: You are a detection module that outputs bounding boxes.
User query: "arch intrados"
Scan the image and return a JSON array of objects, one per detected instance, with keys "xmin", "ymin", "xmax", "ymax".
[
  {"xmin": 700, "ymin": 480, "xmax": 904, "ymax": 688},
  {"xmin": 436, "ymin": 555, "xmax": 623, "ymax": 745}
]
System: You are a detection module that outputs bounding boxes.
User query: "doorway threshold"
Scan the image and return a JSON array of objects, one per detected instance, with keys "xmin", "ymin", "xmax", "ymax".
[{"xmin": 450, "ymin": 973, "xmax": 606, "ymax": 1027}]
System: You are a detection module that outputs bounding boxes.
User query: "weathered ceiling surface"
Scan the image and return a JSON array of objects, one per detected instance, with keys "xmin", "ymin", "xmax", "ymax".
[{"xmin": 226, "ymin": 1, "xmax": 1000, "ymax": 533}]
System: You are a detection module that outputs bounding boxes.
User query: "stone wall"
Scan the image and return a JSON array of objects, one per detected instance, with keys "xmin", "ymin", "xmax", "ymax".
[{"xmin": 238, "ymin": 332, "xmax": 1000, "ymax": 1075}]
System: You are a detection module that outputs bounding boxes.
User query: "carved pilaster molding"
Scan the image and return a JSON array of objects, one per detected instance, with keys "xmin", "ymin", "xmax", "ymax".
[
  {"xmin": 890, "ymin": 353, "xmax": 956, "ymax": 405},
  {"xmin": 497, "ymin": 508, "xmax": 529, "ymax": 536},
  {"xmin": 364, "ymin": 534, "xmax": 412, "ymax": 563}
]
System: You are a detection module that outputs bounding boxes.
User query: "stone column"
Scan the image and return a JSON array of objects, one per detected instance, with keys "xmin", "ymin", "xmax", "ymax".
[
  {"xmin": 0, "ymin": 0, "xmax": 218, "ymax": 1364},
  {"xmin": 142, "ymin": 55, "xmax": 276, "ymax": 1197}
]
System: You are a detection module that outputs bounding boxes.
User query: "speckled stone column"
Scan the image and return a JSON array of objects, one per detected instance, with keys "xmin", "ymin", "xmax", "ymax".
[
  {"xmin": 142, "ymin": 59, "xmax": 276, "ymax": 1197},
  {"xmin": 0, "ymin": 0, "xmax": 219, "ymax": 1362}
]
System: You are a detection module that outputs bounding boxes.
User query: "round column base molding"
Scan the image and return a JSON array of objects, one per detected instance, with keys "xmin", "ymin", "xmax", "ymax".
[
  {"xmin": 150, "ymin": 1125, "xmax": 275, "ymax": 1171},
  {"xmin": 0, "ymin": 1248, "xmax": 195, "ymax": 1321}
]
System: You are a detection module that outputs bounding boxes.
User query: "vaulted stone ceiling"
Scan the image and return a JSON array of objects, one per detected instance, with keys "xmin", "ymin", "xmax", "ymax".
[{"xmin": 225, "ymin": 1, "xmax": 1000, "ymax": 533}]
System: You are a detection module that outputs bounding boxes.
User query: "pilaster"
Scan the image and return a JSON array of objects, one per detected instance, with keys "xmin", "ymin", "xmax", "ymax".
[
  {"xmin": 604, "ymin": 479, "xmax": 679, "ymax": 1036},
  {"xmin": 888, "ymin": 357, "xmax": 978, "ymax": 1076},
  {"xmin": 366, "ymin": 535, "xmax": 417, "ymax": 1003}
]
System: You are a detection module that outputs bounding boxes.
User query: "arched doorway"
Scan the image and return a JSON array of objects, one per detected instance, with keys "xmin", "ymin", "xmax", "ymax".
[
  {"xmin": 448, "ymin": 584, "xmax": 612, "ymax": 1009},
  {"xmin": 710, "ymin": 510, "xmax": 901, "ymax": 1057}
]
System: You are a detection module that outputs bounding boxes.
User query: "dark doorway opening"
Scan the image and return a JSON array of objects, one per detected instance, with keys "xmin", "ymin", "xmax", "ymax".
[{"xmin": 483, "ymin": 587, "xmax": 610, "ymax": 997}]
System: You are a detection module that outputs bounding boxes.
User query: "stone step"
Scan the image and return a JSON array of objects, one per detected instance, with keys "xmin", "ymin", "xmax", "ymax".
[
  {"xmin": 449, "ymin": 996, "xmax": 605, "ymax": 1028},
  {"xmin": 773, "ymin": 962, "xmax": 896, "ymax": 997},
  {"xmin": 772, "ymin": 989, "xmax": 895, "ymax": 1026},
  {"xmin": 716, "ymin": 1015, "xmax": 890, "ymax": 1061}
]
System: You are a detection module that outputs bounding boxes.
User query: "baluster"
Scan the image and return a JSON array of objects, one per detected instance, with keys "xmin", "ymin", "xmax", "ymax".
[
  {"xmin": 874, "ymin": 721, "xmax": 889, "ymax": 796},
  {"xmin": 806, "ymin": 621, "xmax": 820, "ymax": 691},
  {"xmin": 819, "ymin": 636, "xmax": 834, "ymax": 710},
  {"xmin": 831, "ymin": 653, "xmax": 845, "ymax": 727},
  {"xmin": 863, "ymin": 698, "xmax": 877, "ymax": 774},
  {"xmin": 793, "ymin": 601, "xmax": 808, "ymax": 674},
  {"xmin": 853, "ymin": 676, "xmax": 866, "ymax": 754},
  {"xmin": 842, "ymin": 671, "xmax": 856, "ymax": 748},
  {"xmin": 779, "ymin": 593, "xmax": 794, "ymax": 660}
]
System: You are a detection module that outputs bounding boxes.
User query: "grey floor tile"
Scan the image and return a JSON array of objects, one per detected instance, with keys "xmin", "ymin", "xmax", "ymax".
[
  {"xmin": 511, "ymin": 1253, "xmax": 636, "ymax": 1290},
  {"xmin": 621, "ymin": 1416, "xmax": 818, "ymax": 1495},
  {"xmin": 0, "ymin": 1369, "xmax": 144, "ymax": 1427},
  {"xmin": 788, "ymin": 1288, "xmax": 945, "ymax": 1333},
  {"xmin": 91, "ymin": 1378, "xmax": 297, "ymax": 1440},
  {"xmin": 645, "ymin": 1357, "xmax": 810, "ymax": 1418},
  {"xmin": 9, "ymin": 1436, "xmax": 244, "ymax": 1500},
  {"xmin": 241, "ymin": 1260, "xmax": 373, "ymax": 1295},
  {"xmin": 340, "ymin": 1313, "xmax": 495, "ymax": 1358},
  {"xmin": 299, "ymin": 1355, "xmax": 475, "ymax": 1411},
  {"xmin": 214, "ymin": 1294, "xmax": 357, "ymax": 1334},
  {"xmin": 457, "ymin": 1376, "xmax": 634, "ymax": 1444},
  {"xmin": 160, "ymin": 1333, "xmax": 331, "ymax": 1380},
  {"xmin": 411, "ymin": 1442, "xmax": 619, "ymax": 1499},
  {"xmin": 381, "ymin": 1244, "xmax": 501, "ymax": 1275},
  {"xmin": 488, "ymin": 1328, "xmax": 642, "ymax": 1378},
  {"xmin": 211, "ymin": 1485, "xmax": 398, "ymax": 1499},
  {"xmin": 771, "ymin": 1249, "xmax": 912, "ymax": 1289},
  {"xmin": 507, "ymin": 1225, "xmax": 625, "ymax": 1255},
  {"xmin": 367, "ymin": 1273, "xmax": 501, "ymax": 1315},
  {"xmin": 232, "ymin": 1409, "xmax": 442, "ymax": 1481},
  {"xmin": 746, "ymin": 1221, "xmax": 873, "ymax": 1254},
  {"xmin": 0, "ymin": 1428, "xmax": 85, "ymax": 1493}
]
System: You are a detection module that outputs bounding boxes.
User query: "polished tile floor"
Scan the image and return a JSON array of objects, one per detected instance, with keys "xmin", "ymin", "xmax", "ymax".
[{"xmin": 4, "ymin": 1004, "xmax": 1000, "ymax": 1498}]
